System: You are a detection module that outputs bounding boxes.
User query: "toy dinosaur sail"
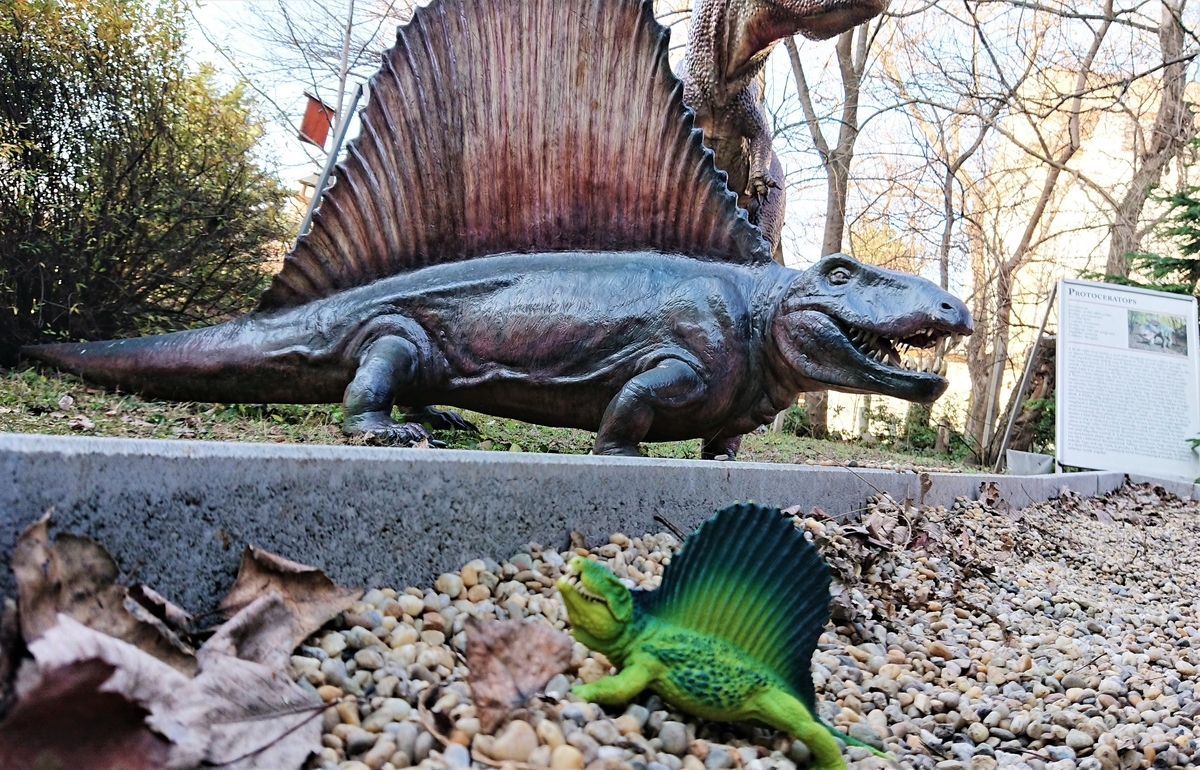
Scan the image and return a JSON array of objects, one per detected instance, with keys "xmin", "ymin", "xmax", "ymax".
[
  {"xmin": 263, "ymin": 0, "xmax": 772, "ymax": 310},
  {"xmin": 631, "ymin": 502, "xmax": 831, "ymax": 713},
  {"xmin": 558, "ymin": 503, "xmax": 888, "ymax": 770}
]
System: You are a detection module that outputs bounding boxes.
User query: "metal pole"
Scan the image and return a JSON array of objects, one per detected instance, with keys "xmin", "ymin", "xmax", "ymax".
[
  {"xmin": 294, "ymin": 83, "xmax": 363, "ymax": 246},
  {"xmin": 333, "ymin": 0, "xmax": 355, "ymax": 137},
  {"xmin": 992, "ymin": 281, "xmax": 1059, "ymax": 473}
]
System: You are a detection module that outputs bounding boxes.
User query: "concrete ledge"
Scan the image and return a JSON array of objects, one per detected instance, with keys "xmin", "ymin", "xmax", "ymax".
[{"xmin": 2, "ymin": 433, "xmax": 1129, "ymax": 613}]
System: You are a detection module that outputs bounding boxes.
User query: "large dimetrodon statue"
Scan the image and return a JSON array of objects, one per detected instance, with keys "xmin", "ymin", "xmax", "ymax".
[
  {"xmin": 23, "ymin": 0, "xmax": 971, "ymax": 459},
  {"xmin": 559, "ymin": 503, "xmax": 882, "ymax": 770}
]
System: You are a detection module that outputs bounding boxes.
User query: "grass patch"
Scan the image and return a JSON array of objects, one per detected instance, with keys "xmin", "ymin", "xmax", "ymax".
[{"xmin": 0, "ymin": 367, "xmax": 970, "ymax": 471}]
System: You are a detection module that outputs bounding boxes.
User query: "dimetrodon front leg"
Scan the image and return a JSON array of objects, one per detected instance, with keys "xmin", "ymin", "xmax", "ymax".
[{"xmin": 571, "ymin": 656, "xmax": 662, "ymax": 705}]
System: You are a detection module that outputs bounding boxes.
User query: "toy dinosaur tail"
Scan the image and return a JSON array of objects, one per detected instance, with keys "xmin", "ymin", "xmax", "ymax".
[
  {"xmin": 261, "ymin": 0, "xmax": 772, "ymax": 310},
  {"xmin": 826, "ymin": 725, "xmax": 890, "ymax": 758}
]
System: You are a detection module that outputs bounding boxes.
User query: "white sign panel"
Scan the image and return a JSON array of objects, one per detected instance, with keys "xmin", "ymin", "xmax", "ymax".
[{"xmin": 1057, "ymin": 279, "xmax": 1200, "ymax": 480}]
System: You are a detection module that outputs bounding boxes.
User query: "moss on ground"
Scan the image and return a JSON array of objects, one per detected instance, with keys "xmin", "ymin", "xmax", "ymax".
[{"xmin": 0, "ymin": 367, "xmax": 970, "ymax": 471}]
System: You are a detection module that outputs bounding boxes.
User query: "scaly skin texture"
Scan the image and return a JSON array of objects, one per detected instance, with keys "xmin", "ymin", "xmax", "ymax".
[
  {"xmin": 22, "ymin": 253, "xmax": 971, "ymax": 458},
  {"xmin": 559, "ymin": 557, "xmax": 848, "ymax": 770},
  {"xmin": 680, "ymin": 0, "xmax": 887, "ymax": 259}
]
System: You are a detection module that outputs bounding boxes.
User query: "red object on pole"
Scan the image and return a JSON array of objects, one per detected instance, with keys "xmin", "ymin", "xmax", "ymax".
[{"xmin": 299, "ymin": 93, "xmax": 336, "ymax": 149}]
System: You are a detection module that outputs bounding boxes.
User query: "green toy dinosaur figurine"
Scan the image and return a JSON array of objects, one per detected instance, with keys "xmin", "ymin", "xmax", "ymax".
[{"xmin": 557, "ymin": 503, "xmax": 888, "ymax": 770}]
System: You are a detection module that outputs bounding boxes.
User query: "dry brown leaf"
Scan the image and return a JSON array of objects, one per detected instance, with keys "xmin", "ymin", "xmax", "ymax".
[
  {"xmin": 204, "ymin": 588, "xmax": 303, "ymax": 670},
  {"xmin": 12, "ymin": 513, "xmax": 197, "ymax": 674},
  {"xmin": 127, "ymin": 584, "xmax": 193, "ymax": 631},
  {"xmin": 171, "ymin": 593, "xmax": 325, "ymax": 769},
  {"xmin": 918, "ymin": 472, "xmax": 933, "ymax": 506},
  {"xmin": 0, "ymin": 658, "xmax": 173, "ymax": 770},
  {"xmin": 219, "ymin": 546, "xmax": 362, "ymax": 662},
  {"xmin": 6, "ymin": 531, "xmax": 339, "ymax": 769},
  {"xmin": 464, "ymin": 616, "xmax": 572, "ymax": 734},
  {"xmin": 0, "ymin": 599, "xmax": 20, "ymax": 717},
  {"xmin": 18, "ymin": 605, "xmax": 322, "ymax": 770}
]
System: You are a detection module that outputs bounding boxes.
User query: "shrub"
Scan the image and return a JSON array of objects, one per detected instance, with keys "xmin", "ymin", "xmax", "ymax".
[{"xmin": 0, "ymin": 0, "xmax": 294, "ymax": 364}]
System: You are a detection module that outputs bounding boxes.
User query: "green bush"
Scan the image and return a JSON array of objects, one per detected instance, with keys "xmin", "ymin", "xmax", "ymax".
[
  {"xmin": 781, "ymin": 403, "xmax": 812, "ymax": 437},
  {"xmin": 0, "ymin": 0, "xmax": 294, "ymax": 364}
]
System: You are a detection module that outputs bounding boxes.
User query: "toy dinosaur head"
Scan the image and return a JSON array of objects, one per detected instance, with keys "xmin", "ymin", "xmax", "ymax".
[
  {"xmin": 773, "ymin": 254, "xmax": 974, "ymax": 403},
  {"xmin": 557, "ymin": 557, "xmax": 633, "ymax": 654}
]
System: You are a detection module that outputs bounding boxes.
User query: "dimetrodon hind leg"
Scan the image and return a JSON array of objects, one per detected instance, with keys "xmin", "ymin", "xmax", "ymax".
[{"xmin": 748, "ymin": 689, "xmax": 890, "ymax": 770}]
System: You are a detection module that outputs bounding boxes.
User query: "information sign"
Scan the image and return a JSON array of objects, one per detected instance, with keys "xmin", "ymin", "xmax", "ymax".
[{"xmin": 1056, "ymin": 279, "xmax": 1200, "ymax": 480}]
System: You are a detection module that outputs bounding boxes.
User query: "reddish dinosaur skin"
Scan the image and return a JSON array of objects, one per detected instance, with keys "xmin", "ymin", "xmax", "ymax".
[
  {"xmin": 22, "ymin": 252, "xmax": 972, "ymax": 459},
  {"xmin": 680, "ymin": 0, "xmax": 887, "ymax": 259}
]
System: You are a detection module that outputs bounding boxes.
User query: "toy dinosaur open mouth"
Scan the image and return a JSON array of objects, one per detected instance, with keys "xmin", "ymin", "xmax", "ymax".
[
  {"xmin": 563, "ymin": 566, "xmax": 606, "ymax": 603},
  {"xmin": 839, "ymin": 321, "xmax": 964, "ymax": 372}
]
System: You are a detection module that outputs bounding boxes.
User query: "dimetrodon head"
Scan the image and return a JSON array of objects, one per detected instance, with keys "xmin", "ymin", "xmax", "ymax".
[
  {"xmin": 557, "ymin": 556, "xmax": 636, "ymax": 657},
  {"xmin": 773, "ymin": 254, "xmax": 974, "ymax": 403}
]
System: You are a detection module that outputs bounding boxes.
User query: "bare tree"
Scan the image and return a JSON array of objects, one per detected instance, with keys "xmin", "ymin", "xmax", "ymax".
[
  {"xmin": 1103, "ymin": 0, "xmax": 1196, "ymax": 276},
  {"xmin": 785, "ymin": 19, "xmax": 886, "ymax": 435},
  {"xmin": 189, "ymin": 0, "xmax": 413, "ymax": 167}
]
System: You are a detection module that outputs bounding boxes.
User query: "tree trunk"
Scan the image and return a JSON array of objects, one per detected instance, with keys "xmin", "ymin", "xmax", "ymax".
[
  {"xmin": 787, "ymin": 29, "xmax": 867, "ymax": 440},
  {"xmin": 857, "ymin": 394, "xmax": 871, "ymax": 438},
  {"xmin": 1104, "ymin": 0, "xmax": 1195, "ymax": 277},
  {"xmin": 805, "ymin": 391, "xmax": 829, "ymax": 439},
  {"xmin": 1004, "ymin": 335, "xmax": 1057, "ymax": 454}
]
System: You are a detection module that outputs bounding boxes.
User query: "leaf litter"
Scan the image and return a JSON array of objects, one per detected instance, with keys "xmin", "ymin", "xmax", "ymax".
[{"xmin": 0, "ymin": 512, "xmax": 362, "ymax": 770}]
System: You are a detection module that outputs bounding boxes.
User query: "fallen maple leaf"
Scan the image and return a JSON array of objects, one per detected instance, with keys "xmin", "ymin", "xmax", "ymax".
[
  {"xmin": 9, "ymin": 602, "xmax": 323, "ymax": 770},
  {"xmin": 219, "ymin": 546, "xmax": 362, "ymax": 667},
  {"xmin": 12, "ymin": 513, "xmax": 196, "ymax": 674},
  {"xmin": 5, "ymin": 530, "xmax": 348, "ymax": 770},
  {"xmin": 169, "ymin": 594, "xmax": 326, "ymax": 769},
  {"xmin": 464, "ymin": 616, "xmax": 572, "ymax": 734},
  {"xmin": 0, "ymin": 658, "xmax": 173, "ymax": 770},
  {"xmin": 127, "ymin": 584, "xmax": 194, "ymax": 634}
]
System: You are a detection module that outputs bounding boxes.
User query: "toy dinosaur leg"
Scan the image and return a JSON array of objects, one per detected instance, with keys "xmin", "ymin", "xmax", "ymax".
[
  {"xmin": 701, "ymin": 435, "xmax": 742, "ymax": 460},
  {"xmin": 342, "ymin": 336, "xmax": 433, "ymax": 445},
  {"xmin": 571, "ymin": 662, "xmax": 655, "ymax": 705},
  {"xmin": 749, "ymin": 691, "xmax": 846, "ymax": 770},
  {"xmin": 402, "ymin": 405, "xmax": 479, "ymax": 433},
  {"xmin": 593, "ymin": 358, "xmax": 705, "ymax": 456}
]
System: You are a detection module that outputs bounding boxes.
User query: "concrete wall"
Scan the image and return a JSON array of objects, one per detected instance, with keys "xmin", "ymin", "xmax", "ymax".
[{"xmin": 0, "ymin": 433, "xmax": 1140, "ymax": 613}]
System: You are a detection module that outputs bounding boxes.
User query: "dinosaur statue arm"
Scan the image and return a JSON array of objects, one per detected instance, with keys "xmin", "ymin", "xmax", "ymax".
[
  {"xmin": 572, "ymin": 658, "xmax": 660, "ymax": 705},
  {"xmin": 593, "ymin": 358, "xmax": 708, "ymax": 456},
  {"xmin": 342, "ymin": 335, "xmax": 435, "ymax": 444},
  {"xmin": 737, "ymin": 82, "xmax": 778, "ymax": 204}
]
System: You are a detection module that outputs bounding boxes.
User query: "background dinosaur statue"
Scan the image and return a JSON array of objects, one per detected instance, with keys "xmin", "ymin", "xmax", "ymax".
[
  {"xmin": 558, "ymin": 503, "xmax": 889, "ymax": 770},
  {"xmin": 680, "ymin": 0, "xmax": 887, "ymax": 260},
  {"xmin": 22, "ymin": 0, "xmax": 968, "ymax": 459}
]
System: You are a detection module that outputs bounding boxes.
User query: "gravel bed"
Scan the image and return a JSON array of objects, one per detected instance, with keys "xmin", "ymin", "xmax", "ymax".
[{"xmin": 295, "ymin": 483, "xmax": 1200, "ymax": 770}]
